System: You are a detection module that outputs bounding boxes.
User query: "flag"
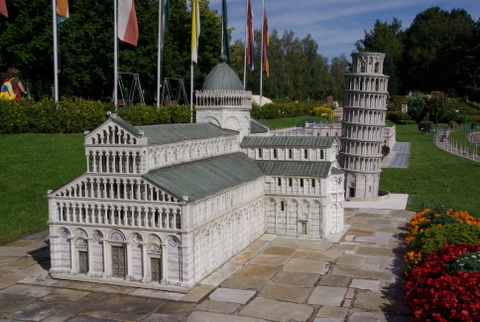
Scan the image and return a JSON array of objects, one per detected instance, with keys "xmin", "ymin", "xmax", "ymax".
[
  {"xmin": 246, "ymin": 0, "xmax": 254, "ymax": 70},
  {"xmin": 0, "ymin": 0, "xmax": 8, "ymax": 18},
  {"xmin": 191, "ymin": 0, "xmax": 200, "ymax": 63},
  {"xmin": 57, "ymin": 0, "xmax": 69, "ymax": 22},
  {"xmin": 118, "ymin": 0, "xmax": 139, "ymax": 46},
  {"xmin": 159, "ymin": 0, "xmax": 170, "ymax": 48},
  {"xmin": 222, "ymin": 0, "xmax": 230, "ymax": 64},
  {"xmin": 262, "ymin": 5, "xmax": 270, "ymax": 77}
]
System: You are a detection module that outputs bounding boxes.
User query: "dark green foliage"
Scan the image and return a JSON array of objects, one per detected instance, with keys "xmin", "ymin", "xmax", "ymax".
[
  {"xmin": 447, "ymin": 251, "xmax": 480, "ymax": 275},
  {"xmin": 251, "ymin": 102, "xmax": 319, "ymax": 120},
  {"xmin": 0, "ymin": 0, "xmax": 222, "ymax": 101},
  {"xmin": 386, "ymin": 111, "xmax": 411, "ymax": 123},
  {"xmin": 411, "ymin": 224, "xmax": 480, "ymax": 257},
  {"xmin": 0, "ymin": 99, "xmax": 191, "ymax": 134},
  {"xmin": 382, "ymin": 145, "xmax": 390, "ymax": 156},
  {"xmin": 294, "ymin": 116, "xmax": 333, "ymax": 128}
]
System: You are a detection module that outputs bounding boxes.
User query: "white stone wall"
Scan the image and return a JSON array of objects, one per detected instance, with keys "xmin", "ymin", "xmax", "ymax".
[{"xmin": 147, "ymin": 135, "xmax": 238, "ymax": 170}]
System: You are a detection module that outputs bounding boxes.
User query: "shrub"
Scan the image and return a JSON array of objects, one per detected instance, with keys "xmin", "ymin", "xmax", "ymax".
[
  {"xmin": 0, "ymin": 98, "xmax": 191, "ymax": 134},
  {"xmin": 404, "ymin": 206, "xmax": 480, "ymax": 275},
  {"xmin": 405, "ymin": 243, "xmax": 480, "ymax": 322},
  {"xmin": 312, "ymin": 106, "xmax": 333, "ymax": 120}
]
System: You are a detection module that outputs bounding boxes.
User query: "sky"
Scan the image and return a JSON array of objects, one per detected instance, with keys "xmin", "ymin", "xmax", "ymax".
[{"xmin": 208, "ymin": 0, "xmax": 479, "ymax": 61}]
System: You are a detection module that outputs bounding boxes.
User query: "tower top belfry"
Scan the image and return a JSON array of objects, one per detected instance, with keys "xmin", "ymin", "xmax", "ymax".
[{"xmin": 350, "ymin": 52, "xmax": 386, "ymax": 74}]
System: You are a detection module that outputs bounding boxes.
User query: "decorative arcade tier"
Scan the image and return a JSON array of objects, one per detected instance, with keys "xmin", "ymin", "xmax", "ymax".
[{"xmin": 340, "ymin": 52, "xmax": 389, "ymax": 200}]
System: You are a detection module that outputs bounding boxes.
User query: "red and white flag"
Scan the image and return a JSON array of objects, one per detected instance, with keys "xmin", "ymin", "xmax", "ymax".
[
  {"xmin": 118, "ymin": 0, "xmax": 139, "ymax": 46},
  {"xmin": 0, "ymin": 0, "xmax": 8, "ymax": 18}
]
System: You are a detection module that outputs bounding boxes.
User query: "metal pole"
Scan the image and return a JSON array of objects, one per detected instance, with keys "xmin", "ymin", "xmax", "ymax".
[
  {"xmin": 190, "ymin": 61, "xmax": 194, "ymax": 123},
  {"xmin": 157, "ymin": 0, "xmax": 164, "ymax": 108},
  {"xmin": 52, "ymin": 0, "xmax": 59, "ymax": 103},
  {"xmin": 259, "ymin": 0, "xmax": 264, "ymax": 107},
  {"xmin": 243, "ymin": 0, "xmax": 247, "ymax": 89},
  {"xmin": 114, "ymin": 0, "xmax": 118, "ymax": 111}
]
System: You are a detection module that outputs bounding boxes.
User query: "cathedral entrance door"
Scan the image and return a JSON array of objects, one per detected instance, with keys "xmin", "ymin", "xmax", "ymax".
[
  {"xmin": 111, "ymin": 246, "xmax": 126, "ymax": 278},
  {"xmin": 151, "ymin": 258, "xmax": 162, "ymax": 282},
  {"xmin": 79, "ymin": 251, "xmax": 88, "ymax": 274}
]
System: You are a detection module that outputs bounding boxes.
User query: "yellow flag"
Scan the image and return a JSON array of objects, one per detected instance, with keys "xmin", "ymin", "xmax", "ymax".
[{"xmin": 191, "ymin": 0, "xmax": 200, "ymax": 63}]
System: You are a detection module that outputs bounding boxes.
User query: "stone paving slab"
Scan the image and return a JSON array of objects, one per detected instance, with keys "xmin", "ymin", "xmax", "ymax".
[
  {"xmin": 240, "ymin": 297, "xmax": 315, "ymax": 321},
  {"xmin": 208, "ymin": 288, "xmax": 256, "ymax": 304},
  {"xmin": 307, "ymin": 286, "xmax": 348, "ymax": 306},
  {"xmin": 219, "ymin": 274, "xmax": 268, "ymax": 291},
  {"xmin": 193, "ymin": 300, "xmax": 241, "ymax": 314},
  {"xmin": 283, "ymin": 258, "xmax": 330, "ymax": 274},
  {"xmin": 77, "ymin": 294, "xmax": 165, "ymax": 321},
  {"xmin": 187, "ymin": 311, "xmax": 264, "ymax": 322},
  {"xmin": 272, "ymin": 271, "xmax": 319, "ymax": 287},
  {"xmin": 180, "ymin": 285, "xmax": 215, "ymax": 303},
  {"xmin": 0, "ymin": 206, "xmax": 414, "ymax": 321},
  {"xmin": 0, "ymin": 293, "xmax": 37, "ymax": 313},
  {"xmin": 249, "ymin": 254, "xmax": 290, "ymax": 266},
  {"xmin": 6, "ymin": 300, "xmax": 63, "ymax": 321},
  {"xmin": 235, "ymin": 264, "xmax": 279, "ymax": 279},
  {"xmin": 258, "ymin": 282, "xmax": 311, "ymax": 303}
]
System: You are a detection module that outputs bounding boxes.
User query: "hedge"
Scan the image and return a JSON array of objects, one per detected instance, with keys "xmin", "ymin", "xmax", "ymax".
[{"xmin": 0, "ymin": 99, "xmax": 191, "ymax": 134}]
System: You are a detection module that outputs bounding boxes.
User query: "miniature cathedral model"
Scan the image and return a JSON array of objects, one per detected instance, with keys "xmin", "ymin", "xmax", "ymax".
[{"xmin": 48, "ymin": 57, "xmax": 345, "ymax": 289}]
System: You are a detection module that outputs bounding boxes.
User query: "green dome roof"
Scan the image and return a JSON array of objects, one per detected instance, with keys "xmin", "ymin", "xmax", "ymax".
[{"xmin": 202, "ymin": 55, "xmax": 244, "ymax": 91}]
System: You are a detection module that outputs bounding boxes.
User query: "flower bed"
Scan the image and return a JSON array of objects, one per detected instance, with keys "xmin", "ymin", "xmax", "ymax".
[
  {"xmin": 405, "ymin": 244, "xmax": 480, "ymax": 321},
  {"xmin": 404, "ymin": 207, "xmax": 480, "ymax": 320}
]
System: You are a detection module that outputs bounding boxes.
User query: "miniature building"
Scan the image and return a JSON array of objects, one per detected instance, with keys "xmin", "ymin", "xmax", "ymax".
[
  {"xmin": 48, "ymin": 57, "xmax": 345, "ymax": 289},
  {"xmin": 340, "ymin": 52, "xmax": 389, "ymax": 200}
]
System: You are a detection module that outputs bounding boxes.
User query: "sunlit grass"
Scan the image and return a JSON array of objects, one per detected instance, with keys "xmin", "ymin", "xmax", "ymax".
[{"xmin": 0, "ymin": 133, "xmax": 85, "ymax": 245}]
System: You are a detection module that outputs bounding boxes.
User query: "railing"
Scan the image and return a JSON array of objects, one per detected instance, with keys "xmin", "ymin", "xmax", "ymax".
[{"xmin": 434, "ymin": 128, "xmax": 480, "ymax": 162}]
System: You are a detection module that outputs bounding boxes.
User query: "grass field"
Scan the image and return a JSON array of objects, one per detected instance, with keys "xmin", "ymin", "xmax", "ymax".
[
  {"xmin": 0, "ymin": 133, "xmax": 85, "ymax": 245},
  {"xmin": 1, "ymin": 120, "xmax": 479, "ymax": 245}
]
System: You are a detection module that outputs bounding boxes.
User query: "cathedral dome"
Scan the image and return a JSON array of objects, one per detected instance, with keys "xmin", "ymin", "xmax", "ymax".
[{"xmin": 202, "ymin": 55, "xmax": 244, "ymax": 91}]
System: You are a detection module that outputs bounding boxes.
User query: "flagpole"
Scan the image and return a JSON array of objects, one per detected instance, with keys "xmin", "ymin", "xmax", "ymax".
[
  {"xmin": 243, "ymin": 0, "xmax": 247, "ymax": 89},
  {"xmin": 114, "ymin": 0, "xmax": 118, "ymax": 111},
  {"xmin": 157, "ymin": 0, "xmax": 164, "ymax": 108},
  {"xmin": 190, "ymin": 62, "xmax": 194, "ymax": 123},
  {"xmin": 259, "ymin": 0, "xmax": 264, "ymax": 107},
  {"xmin": 52, "ymin": 0, "xmax": 59, "ymax": 103}
]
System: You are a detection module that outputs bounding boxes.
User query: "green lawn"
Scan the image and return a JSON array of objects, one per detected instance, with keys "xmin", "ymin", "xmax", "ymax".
[
  {"xmin": 380, "ymin": 124, "xmax": 480, "ymax": 214},
  {"xmin": 1, "ymin": 120, "xmax": 479, "ymax": 245},
  {"xmin": 0, "ymin": 133, "xmax": 85, "ymax": 245}
]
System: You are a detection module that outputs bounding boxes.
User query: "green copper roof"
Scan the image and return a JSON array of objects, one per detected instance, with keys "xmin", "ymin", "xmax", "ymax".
[
  {"xmin": 256, "ymin": 161, "xmax": 341, "ymax": 177},
  {"xmin": 136, "ymin": 122, "xmax": 237, "ymax": 144},
  {"xmin": 250, "ymin": 118, "xmax": 270, "ymax": 134},
  {"xmin": 143, "ymin": 153, "xmax": 264, "ymax": 202},
  {"xmin": 110, "ymin": 115, "xmax": 142, "ymax": 136},
  {"xmin": 202, "ymin": 57, "xmax": 244, "ymax": 91},
  {"xmin": 241, "ymin": 136, "xmax": 335, "ymax": 148}
]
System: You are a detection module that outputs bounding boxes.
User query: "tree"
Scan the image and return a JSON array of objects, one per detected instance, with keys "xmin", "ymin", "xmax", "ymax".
[
  {"xmin": 428, "ymin": 92, "xmax": 453, "ymax": 125},
  {"xmin": 401, "ymin": 7, "xmax": 475, "ymax": 95},
  {"xmin": 329, "ymin": 54, "xmax": 350, "ymax": 103},
  {"xmin": 0, "ymin": 0, "xmax": 223, "ymax": 101},
  {"xmin": 406, "ymin": 91, "xmax": 428, "ymax": 123}
]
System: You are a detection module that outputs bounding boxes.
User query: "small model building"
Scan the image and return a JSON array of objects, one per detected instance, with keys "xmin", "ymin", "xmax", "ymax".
[{"xmin": 48, "ymin": 57, "xmax": 345, "ymax": 289}]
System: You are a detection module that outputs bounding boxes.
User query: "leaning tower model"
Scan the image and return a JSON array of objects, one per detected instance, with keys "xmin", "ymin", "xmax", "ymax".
[{"xmin": 340, "ymin": 52, "xmax": 389, "ymax": 200}]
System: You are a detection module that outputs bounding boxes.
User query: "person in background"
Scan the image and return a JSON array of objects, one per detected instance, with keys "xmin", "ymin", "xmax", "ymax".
[{"xmin": 5, "ymin": 67, "xmax": 26, "ymax": 98}]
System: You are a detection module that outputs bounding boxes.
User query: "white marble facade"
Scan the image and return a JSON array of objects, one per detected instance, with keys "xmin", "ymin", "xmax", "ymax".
[{"xmin": 48, "ymin": 60, "xmax": 345, "ymax": 289}]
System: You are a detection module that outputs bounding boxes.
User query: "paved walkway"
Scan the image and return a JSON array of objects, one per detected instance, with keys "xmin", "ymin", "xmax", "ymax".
[
  {"xmin": 381, "ymin": 142, "xmax": 410, "ymax": 169},
  {"xmin": 0, "ymin": 201, "xmax": 414, "ymax": 322}
]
